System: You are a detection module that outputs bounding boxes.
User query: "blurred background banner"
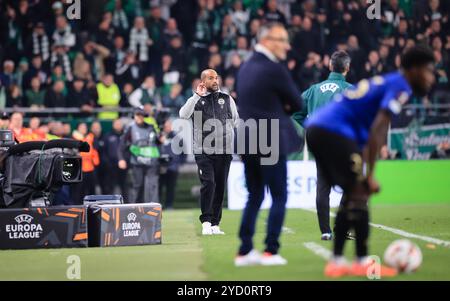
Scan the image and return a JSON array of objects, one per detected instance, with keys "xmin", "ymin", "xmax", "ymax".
[
  {"xmin": 228, "ymin": 159, "xmax": 450, "ymax": 210},
  {"xmin": 390, "ymin": 123, "xmax": 450, "ymax": 160},
  {"xmin": 371, "ymin": 160, "xmax": 450, "ymax": 204},
  {"xmin": 227, "ymin": 161, "xmax": 343, "ymax": 210}
]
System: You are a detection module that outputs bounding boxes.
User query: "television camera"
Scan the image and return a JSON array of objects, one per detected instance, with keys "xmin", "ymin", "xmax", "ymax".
[{"xmin": 0, "ymin": 129, "xmax": 89, "ymax": 208}]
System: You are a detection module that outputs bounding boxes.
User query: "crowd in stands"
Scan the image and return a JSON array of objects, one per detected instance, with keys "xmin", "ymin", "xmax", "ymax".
[{"xmin": 0, "ymin": 0, "xmax": 449, "ymax": 116}]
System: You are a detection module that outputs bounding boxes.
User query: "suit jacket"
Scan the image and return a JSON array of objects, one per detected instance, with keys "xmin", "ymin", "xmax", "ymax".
[{"xmin": 236, "ymin": 51, "xmax": 303, "ymax": 156}]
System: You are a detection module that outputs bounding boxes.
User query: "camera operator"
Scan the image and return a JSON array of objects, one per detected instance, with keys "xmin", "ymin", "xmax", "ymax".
[
  {"xmin": 159, "ymin": 118, "xmax": 185, "ymax": 210},
  {"xmin": 118, "ymin": 106, "xmax": 163, "ymax": 203}
]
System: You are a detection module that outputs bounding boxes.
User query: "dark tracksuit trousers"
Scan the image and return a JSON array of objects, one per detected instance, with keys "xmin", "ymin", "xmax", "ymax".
[
  {"xmin": 316, "ymin": 165, "xmax": 333, "ymax": 234},
  {"xmin": 307, "ymin": 126, "xmax": 369, "ymax": 258},
  {"xmin": 316, "ymin": 165, "xmax": 344, "ymax": 235},
  {"xmin": 129, "ymin": 165, "xmax": 159, "ymax": 204},
  {"xmin": 239, "ymin": 155, "xmax": 288, "ymax": 255},
  {"xmin": 195, "ymin": 154, "xmax": 232, "ymax": 226},
  {"xmin": 159, "ymin": 169, "xmax": 179, "ymax": 209},
  {"xmin": 106, "ymin": 165, "xmax": 128, "ymax": 199},
  {"xmin": 71, "ymin": 171, "xmax": 96, "ymax": 205}
]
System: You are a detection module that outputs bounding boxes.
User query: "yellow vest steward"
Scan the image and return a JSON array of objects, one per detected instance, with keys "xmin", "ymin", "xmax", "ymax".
[
  {"xmin": 97, "ymin": 83, "xmax": 121, "ymax": 119},
  {"xmin": 144, "ymin": 116, "xmax": 160, "ymax": 133},
  {"xmin": 46, "ymin": 133, "xmax": 61, "ymax": 140}
]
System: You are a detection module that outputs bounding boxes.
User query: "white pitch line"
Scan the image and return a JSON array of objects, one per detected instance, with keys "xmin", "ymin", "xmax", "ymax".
[
  {"xmin": 282, "ymin": 226, "xmax": 296, "ymax": 234},
  {"xmin": 303, "ymin": 242, "xmax": 332, "ymax": 260},
  {"xmin": 300, "ymin": 208, "xmax": 450, "ymax": 248},
  {"xmin": 263, "ymin": 221, "xmax": 295, "ymax": 234},
  {"xmin": 369, "ymin": 222, "xmax": 450, "ymax": 248}
]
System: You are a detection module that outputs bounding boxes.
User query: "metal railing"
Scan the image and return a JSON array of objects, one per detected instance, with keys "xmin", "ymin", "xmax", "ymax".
[
  {"xmin": 2, "ymin": 107, "xmax": 174, "ymax": 115},
  {"xmin": 2, "ymin": 103, "xmax": 448, "ymax": 115}
]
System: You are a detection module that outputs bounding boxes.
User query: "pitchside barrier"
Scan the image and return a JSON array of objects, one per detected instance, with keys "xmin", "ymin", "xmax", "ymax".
[
  {"xmin": 0, "ymin": 203, "xmax": 162, "ymax": 250},
  {"xmin": 88, "ymin": 203, "xmax": 162, "ymax": 247},
  {"xmin": 227, "ymin": 160, "xmax": 450, "ymax": 210}
]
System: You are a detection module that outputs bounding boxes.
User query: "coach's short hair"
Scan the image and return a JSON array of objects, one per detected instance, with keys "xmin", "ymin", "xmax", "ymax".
[
  {"xmin": 330, "ymin": 51, "xmax": 351, "ymax": 74},
  {"xmin": 257, "ymin": 22, "xmax": 285, "ymax": 42},
  {"xmin": 401, "ymin": 45, "xmax": 435, "ymax": 70}
]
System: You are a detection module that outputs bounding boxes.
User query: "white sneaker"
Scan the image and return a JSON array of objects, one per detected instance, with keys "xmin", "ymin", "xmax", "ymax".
[
  {"xmin": 321, "ymin": 233, "xmax": 333, "ymax": 241},
  {"xmin": 211, "ymin": 225, "xmax": 225, "ymax": 235},
  {"xmin": 260, "ymin": 252, "xmax": 288, "ymax": 266},
  {"xmin": 202, "ymin": 222, "xmax": 212, "ymax": 235},
  {"xmin": 234, "ymin": 250, "xmax": 262, "ymax": 267}
]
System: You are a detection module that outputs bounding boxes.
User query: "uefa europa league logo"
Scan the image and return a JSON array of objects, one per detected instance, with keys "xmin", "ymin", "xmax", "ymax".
[
  {"xmin": 127, "ymin": 213, "xmax": 137, "ymax": 222},
  {"xmin": 15, "ymin": 214, "xmax": 34, "ymax": 224}
]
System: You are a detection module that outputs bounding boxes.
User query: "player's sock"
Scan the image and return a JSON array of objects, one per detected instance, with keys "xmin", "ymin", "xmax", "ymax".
[
  {"xmin": 331, "ymin": 255, "xmax": 347, "ymax": 265},
  {"xmin": 333, "ymin": 208, "xmax": 350, "ymax": 256},
  {"xmin": 352, "ymin": 208, "xmax": 369, "ymax": 258}
]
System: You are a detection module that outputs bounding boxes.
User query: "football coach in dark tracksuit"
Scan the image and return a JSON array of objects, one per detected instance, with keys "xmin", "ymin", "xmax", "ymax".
[
  {"xmin": 292, "ymin": 51, "xmax": 353, "ymax": 241},
  {"xmin": 234, "ymin": 23, "xmax": 303, "ymax": 267},
  {"xmin": 179, "ymin": 69, "xmax": 239, "ymax": 236}
]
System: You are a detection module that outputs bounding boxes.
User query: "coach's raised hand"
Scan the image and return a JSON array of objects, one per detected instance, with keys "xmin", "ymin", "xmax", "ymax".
[{"xmin": 195, "ymin": 83, "xmax": 207, "ymax": 97}]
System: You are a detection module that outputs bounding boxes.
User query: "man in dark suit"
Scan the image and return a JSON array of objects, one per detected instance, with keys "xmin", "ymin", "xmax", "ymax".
[{"xmin": 235, "ymin": 23, "xmax": 303, "ymax": 267}]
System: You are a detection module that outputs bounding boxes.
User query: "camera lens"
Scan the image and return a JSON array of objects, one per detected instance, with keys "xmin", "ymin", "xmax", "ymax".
[{"xmin": 62, "ymin": 158, "xmax": 80, "ymax": 181}]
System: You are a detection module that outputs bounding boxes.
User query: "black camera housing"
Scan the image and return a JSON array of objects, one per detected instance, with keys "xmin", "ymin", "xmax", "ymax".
[{"xmin": 0, "ymin": 139, "xmax": 89, "ymax": 208}]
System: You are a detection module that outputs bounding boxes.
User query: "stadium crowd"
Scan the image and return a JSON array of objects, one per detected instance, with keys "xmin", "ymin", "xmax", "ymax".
[
  {"xmin": 0, "ymin": 0, "xmax": 449, "ymax": 112},
  {"xmin": 0, "ymin": 0, "xmax": 449, "ymax": 204}
]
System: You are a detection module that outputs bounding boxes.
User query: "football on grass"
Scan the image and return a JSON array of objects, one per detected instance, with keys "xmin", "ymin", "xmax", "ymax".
[{"xmin": 384, "ymin": 239, "xmax": 423, "ymax": 273}]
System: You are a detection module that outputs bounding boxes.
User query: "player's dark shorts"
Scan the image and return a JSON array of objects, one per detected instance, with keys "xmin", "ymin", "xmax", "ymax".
[{"xmin": 306, "ymin": 126, "xmax": 364, "ymax": 194}]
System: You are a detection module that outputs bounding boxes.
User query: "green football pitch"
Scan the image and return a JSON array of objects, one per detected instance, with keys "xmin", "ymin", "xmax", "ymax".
[{"xmin": 0, "ymin": 203, "xmax": 449, "ymax": 281}]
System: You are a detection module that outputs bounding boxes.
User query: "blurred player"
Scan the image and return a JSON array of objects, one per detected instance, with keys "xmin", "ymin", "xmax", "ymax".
[
  {"xmin": 305, "ymin": 46, "xmax": 435, "ymax": 278},
  {"xmin": 293, "ymin": 50, "xmax": 353, "ymax": 241}
]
